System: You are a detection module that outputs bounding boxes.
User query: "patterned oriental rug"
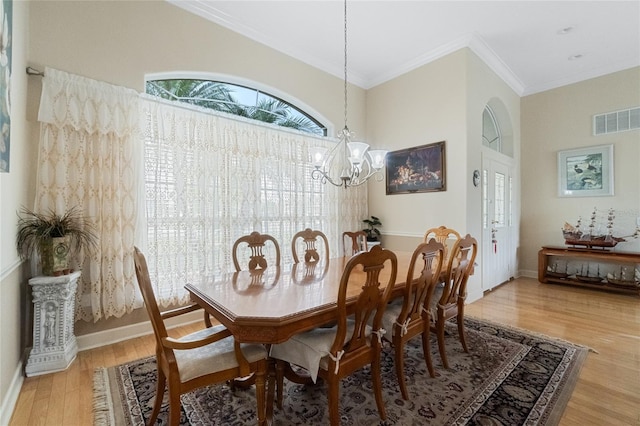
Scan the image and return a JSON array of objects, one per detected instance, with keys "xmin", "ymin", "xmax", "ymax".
[{"xmin": 93, "ymin": 317, "xmax": 589, "ymax": 425}]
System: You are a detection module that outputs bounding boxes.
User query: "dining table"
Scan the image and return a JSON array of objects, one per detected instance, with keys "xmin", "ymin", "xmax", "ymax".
[
  {"xmin": 185, "ymin": 251, "xmax": 415, "ymax": 346},
  {"xmin": 184, "ymin": 249, "xmax": 431, "ymax": 423}
]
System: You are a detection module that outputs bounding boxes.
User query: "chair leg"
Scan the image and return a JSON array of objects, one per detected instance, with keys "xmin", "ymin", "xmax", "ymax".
[
  {"xmin": 372, "ymin": 351, "xmax": 387, "ymax": 421},
  {"xmin": 436, "ymin": 318, "xmax": 449, "ymax": 369},
  {"xmin": 393, "ymin": 336, "xmax": 409, "ymax": 400},
  {"xmin": 168, "ymin": 384, "xmax": 181, "ymax": 426},
  {"xmin": 266, "ymin": 360, "xmax": 276, "ymax": 423},
  {"xmin": 275, "ymin": 360, "xmax": 285, "ymax": 409},
  {"xmin": 326, "ymin": 376, "xmax": 340, "ymax": 426},
  {"xmin": 148, "ymin": 368, "xmax": 166, "ymax": 426},
  {"xmin": 421, "ymin": 326, "xmax": 436, "ymax": 378},
  {"xmin": 457, "ymin": 310, "xmax": 468, "ymax": 352}
]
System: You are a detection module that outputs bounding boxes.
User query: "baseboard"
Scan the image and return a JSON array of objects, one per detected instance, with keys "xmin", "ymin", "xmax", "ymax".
[
  {"xmin": 76, "ymin": 310, "xmax": 203, "ymax": 351},
  {"xmin": 1, "ymin": 359, "xmax": 24, "ymax": 426},
  {"xmin": 518, "ymin": 269, "xmax": 538, "ymax": 279}
]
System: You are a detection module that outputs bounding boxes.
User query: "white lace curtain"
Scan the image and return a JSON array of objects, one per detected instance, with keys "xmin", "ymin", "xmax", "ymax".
[
  {"xmin": 35, "ymin": 68, "xmax": 367, "ymax": 320},
  {"xmin": 139, "ymin": 97, "xmax": 366, "ymax": 306},
  {"xmin": 36, "ymin": 68, "xmax": 142, "ymax": 321}
]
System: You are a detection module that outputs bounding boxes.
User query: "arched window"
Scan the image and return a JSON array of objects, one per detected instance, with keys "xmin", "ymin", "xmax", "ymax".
[
  {"xmin": 145, "ymin": 78, "xmax": 327, "ymax": 136},
  {"xmin": 482, "ymin": 106, "xmax": 501, "ymax": 152}
]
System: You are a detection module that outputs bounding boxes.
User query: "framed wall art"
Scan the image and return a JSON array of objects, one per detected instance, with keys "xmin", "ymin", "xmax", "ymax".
[
  {"xmin": 557, "ymin": 144, "xmax": 614, "ymax": 197},
  {"xmin": 386, "ymin": 141, "xmax": 446, "ymax": 195},
  {"xmin": 0, "ymin": 0, "xmax": 12, "ymax": 173}
]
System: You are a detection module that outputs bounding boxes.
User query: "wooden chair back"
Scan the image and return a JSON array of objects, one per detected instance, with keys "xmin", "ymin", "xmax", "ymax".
[
  {"xmin": 342, "ymin": 230, "xmax": 368, "ymax": 256},
  {"xmin": 134, "ymin": 246, "xmax": 171, "ymax": 346},
  {"xmin": 232, "ymin": 231, "xmax": 281, "ymax": 271},
  {"xmin": 396, "ymin": 239, "xmax": 445, "ymax": 335},
  {"xmin": 291, "ymin": 228, "xmax": 330, "ymax": 264},
  {"xmin": 439, "ymin": 234, "xmax": 477, "ymax": 308},
  {"xmin": 330, "ymin": 245, "xmax": 397, "ymax": 373},
  {"xmin": 423, "ymin": 225, "xmax": 462, "ymax": 266}
]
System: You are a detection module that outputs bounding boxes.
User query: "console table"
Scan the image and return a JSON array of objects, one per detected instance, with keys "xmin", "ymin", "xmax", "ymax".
[{"xmin": 538, "ymin": 246, "xmax": 640, "ymax": 296}]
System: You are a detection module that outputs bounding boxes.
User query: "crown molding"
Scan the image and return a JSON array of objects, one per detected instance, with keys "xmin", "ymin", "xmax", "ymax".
[{"xmin": 521, "ymin": 60, "xmax": 640, "ymax": 96}]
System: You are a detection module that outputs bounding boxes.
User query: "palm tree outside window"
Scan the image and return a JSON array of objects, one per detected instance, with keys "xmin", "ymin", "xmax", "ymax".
[{"xmin": 146, "ymin": 79, "xmax": 327, "ymax": 136}]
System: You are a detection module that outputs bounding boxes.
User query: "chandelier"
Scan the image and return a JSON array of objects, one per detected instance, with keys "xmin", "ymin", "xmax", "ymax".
[{"xmin": 310, "ymin": 0, "xmax": 388, "ymax": 188}]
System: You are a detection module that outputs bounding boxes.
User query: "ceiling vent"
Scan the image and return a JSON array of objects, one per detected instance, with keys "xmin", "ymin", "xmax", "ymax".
[{"xmin": 593, "ymin": 107, "xmax": 640, "ymax": 135}]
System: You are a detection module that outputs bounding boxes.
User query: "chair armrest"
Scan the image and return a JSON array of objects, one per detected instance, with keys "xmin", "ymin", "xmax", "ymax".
[
  {"xmin": 162, "ymin": 327, "xmax": 232, "ymax": 350},
  {"xmin": 160, "ymin": 303, "xmax": 202, "ymax": 320}
]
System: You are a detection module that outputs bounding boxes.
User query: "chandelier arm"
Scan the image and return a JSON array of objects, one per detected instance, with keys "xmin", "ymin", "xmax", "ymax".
[
  {"xmin": 311, "ymin": 168, "xmax": 349, "ymax": 188},
  {"xmin": 347, "ymin": 162, "xmax": 385, "ymax": 187}
]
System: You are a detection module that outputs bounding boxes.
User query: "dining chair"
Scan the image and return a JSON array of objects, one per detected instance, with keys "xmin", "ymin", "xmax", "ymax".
[
  {"xmin": 291, "ymin": 228, "xmax": 330, "ymax": 264},
  {"xmin": 269, "ymin": 245, "xmax": 398, "ymax": 425},
  {"xmin": 232, "ymin": 231, "xmax": 281, "ymax": 271},
  {"xmin": 423, "ymin": 225, "xmax": 461, "ymax": 256},
  {"xmin": 431, "ymin": 234, "xmax": 478, "ymax": 369},
  {"xmin": 133, "ymin": 247, "xmax": 269, "ymax": 426},
  {"xmin": 423, "ymin": 226, "xmax": 461, "ymax": 280},
  {"xmin": 381, "ymin": 239, "xmax": 445, "ymax": 399},
  {"xmin": 342, "ymin": 230, "xmax": 368, "ymax": 256}
]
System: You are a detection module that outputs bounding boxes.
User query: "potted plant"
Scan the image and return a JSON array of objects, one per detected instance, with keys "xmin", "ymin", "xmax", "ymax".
[
  {"xmin": 16, "ymin": 206, "xmax": 98, "ymax": 276},
  {"xmin": 362, "ymin": 215, "xmax": 382, "ymax": 242}
]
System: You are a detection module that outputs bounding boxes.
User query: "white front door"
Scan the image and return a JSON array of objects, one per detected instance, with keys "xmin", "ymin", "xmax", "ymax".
[{"xmin": 482, "ymin": 153, "xmax": 514, "ymax": 290}]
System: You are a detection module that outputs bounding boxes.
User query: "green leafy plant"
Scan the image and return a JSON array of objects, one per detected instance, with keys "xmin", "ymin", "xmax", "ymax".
[
  {"xmin": 16, "ymin": 206, "xmax": 98, "ymax": 260},
  {"xmin": 362, "ymin": 215, "xmax": 382, "ymax": 242}
]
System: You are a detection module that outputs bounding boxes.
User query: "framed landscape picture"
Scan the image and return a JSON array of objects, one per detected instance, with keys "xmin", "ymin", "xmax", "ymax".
[
  {"xmin": 386, "ymin": 141, "xmax": 446, "ymax": 195},
  {"xmin": 557, "ymin": 144, "xmax": 614, "ymax": 197}
]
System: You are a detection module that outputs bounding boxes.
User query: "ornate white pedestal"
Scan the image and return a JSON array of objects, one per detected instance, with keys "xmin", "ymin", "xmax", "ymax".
[{"xmin": 25, "ymin": 271, "xmax": 81, "ymax": 377}]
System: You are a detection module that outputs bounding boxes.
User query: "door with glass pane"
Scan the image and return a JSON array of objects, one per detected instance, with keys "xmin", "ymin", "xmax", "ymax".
[{"xmin": 482, "ymin": 155, "xmax": 513, "ymax": 290}]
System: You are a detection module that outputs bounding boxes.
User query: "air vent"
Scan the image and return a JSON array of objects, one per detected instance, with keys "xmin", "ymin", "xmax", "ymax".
[{"xmin": 593, "ymin": 107, "xmax": 640, "ymax": 135}]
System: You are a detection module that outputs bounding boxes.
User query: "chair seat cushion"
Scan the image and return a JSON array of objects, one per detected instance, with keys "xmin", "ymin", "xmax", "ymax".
[
  {"xmin": 174, "ymin": 325, "xmax": 268, "ymax": 383},
  {"xmin": 381, "ymin": 299, "xmax": 404, "ymax": 338},
  {"xmin": 270, "ymin": 320, "xmax": 369, "ymax": 382}
]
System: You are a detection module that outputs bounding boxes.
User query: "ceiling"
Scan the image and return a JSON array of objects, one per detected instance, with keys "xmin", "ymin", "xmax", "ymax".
[{"xmin": 168, "ymin": 1, "xmax": 640, "ymax": 96}]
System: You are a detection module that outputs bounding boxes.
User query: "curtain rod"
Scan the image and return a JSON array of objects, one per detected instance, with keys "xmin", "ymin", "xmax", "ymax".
[{"xmin": 26, "ymin": 66, "xmax": 44, "ymax": 77}]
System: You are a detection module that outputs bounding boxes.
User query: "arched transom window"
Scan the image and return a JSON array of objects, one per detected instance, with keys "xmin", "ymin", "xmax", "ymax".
[
  {"xmin": 482, "ymin": 106, "xmax": 502, "ymax": 152},
  {"xmin": 146, "ymin": 78, "xmax": 327, "ymax": 136}
]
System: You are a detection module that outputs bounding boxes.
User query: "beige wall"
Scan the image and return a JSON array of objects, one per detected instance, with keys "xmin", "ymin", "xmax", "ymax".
[
  {"xmin": 366, "ymin": 50, "xmax": 469, "ymax": 238},
  {"xmin": 366, "ymin": 49, "xmax": 521, "ymax": 300},
  {"xmin": 0, "ymin": 0, "xmax": 33, "ymax": 420},
  {"xmin": 520, "ymin": 67, "xmax": 640, "ymax": 275}
]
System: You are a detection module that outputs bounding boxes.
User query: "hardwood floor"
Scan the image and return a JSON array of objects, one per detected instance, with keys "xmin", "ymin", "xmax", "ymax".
[
  {"xmin": 9, "ymin": 277, "xmax": 640, "ymax": 425},
  {"xmin": 466, "ymin": 277, "xmax": 640, "ymax": 425}
]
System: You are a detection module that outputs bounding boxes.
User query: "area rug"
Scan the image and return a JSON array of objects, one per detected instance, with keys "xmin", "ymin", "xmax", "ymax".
[{"xmin": 93, "ymin": 317, "xmax": 589, "ymax": 425}]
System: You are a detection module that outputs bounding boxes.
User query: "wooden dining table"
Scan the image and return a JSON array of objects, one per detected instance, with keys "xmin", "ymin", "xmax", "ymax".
[{"xmin": 185, "ymin": 251, "xmax": 415, "ymax": 346}]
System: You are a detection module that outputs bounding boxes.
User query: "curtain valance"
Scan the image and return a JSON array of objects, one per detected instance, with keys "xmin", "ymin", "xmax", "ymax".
[{"xmin": 38, "ymin": 67, "xmax": 139, "ymax": 137}]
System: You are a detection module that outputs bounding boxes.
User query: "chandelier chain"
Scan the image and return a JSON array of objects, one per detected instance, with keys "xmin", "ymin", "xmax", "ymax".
[
  {"xmin": 309, "ymin": 0, "xmax": 387, "ymax": 188},
  {"xmin": 343, "ymin": 0, "xmax": 348, "ymax": 131}
]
